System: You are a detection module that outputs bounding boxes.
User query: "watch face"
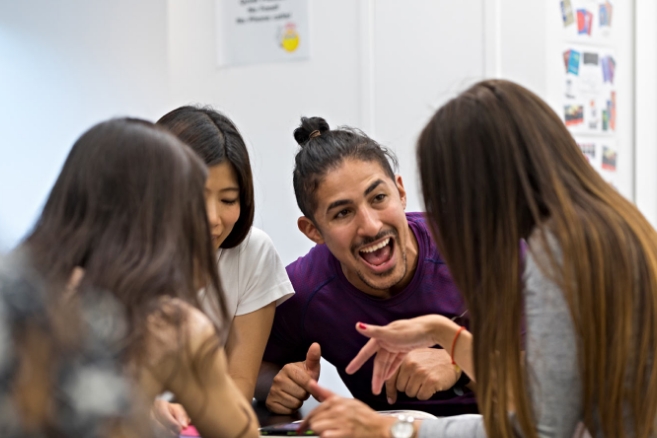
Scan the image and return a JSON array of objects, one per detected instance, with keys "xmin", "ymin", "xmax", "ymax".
[{"xmin": 390, "ymin": 421, "xmax": 414, "ymax": 438}]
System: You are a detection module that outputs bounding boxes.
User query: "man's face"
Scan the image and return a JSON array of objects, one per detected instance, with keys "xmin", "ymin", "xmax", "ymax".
[{"xmin": 299, "ymin": 158, "xmax": 414, "ymax": 294}]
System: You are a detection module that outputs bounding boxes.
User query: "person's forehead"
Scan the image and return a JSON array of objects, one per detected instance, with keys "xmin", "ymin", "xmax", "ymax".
[{"xmin": 316, "ymin": 160, "xmax": 393, "ymax": 203}]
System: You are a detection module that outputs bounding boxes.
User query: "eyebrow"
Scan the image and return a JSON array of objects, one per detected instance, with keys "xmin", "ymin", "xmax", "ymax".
[
  {"xmin": 364, "ymin": 179, "xmax": 384, "ymax": 196},
  {"xmin": 325, "ymin": 179, "xmax": 386, "ymax": 214},
  {"xmin": 326, "ymin": 199, "xmax": 352, "ymax": 213},
  {"xmin": 205, "ymin": 187, "xmax": 240, "ymax": 194}
]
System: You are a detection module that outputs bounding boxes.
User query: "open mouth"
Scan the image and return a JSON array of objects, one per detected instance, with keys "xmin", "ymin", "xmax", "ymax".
[{"xmin": 357, "ymin": 237, "xmax": 395, "ymax": 272}]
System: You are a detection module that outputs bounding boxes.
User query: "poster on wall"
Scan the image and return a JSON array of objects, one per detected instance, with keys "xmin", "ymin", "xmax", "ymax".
[
  {"xmin": 576, "ymin": 137, "xmax": 618, "ymax": 187},
  {"xmin": 557, "ymin": 0, "xmax": 620, "ymax": 191},
  {"xmin": 562, "ymin": 45, "xmax": 616, "ymax": 135},
  {"xmin": 216, "ymin": 0, "xmax": 310, "ymax": 67},
  {"xmin": 561, "ymin": 0, "xmax": 614, "ymax": 43}
]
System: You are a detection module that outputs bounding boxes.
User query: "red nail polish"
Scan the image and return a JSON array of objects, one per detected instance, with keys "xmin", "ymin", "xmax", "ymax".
[{"xmin": 358, "ymin": 323, "xmax": 367, "ymax": 330}]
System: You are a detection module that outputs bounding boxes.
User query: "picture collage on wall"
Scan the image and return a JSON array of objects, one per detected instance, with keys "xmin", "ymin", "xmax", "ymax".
[
  {"xmin": 559, "ymin": 0, "xmax": 617, "ymax": 187},
  {"xmin": 576, "ymin": 138, "xmax": 618, "ymax": 188}
]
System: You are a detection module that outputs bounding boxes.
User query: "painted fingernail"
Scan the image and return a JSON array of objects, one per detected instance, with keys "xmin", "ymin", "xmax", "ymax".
[{"xmin": 358, "ymin": 323, "xmax": 367, "ymax": 330}]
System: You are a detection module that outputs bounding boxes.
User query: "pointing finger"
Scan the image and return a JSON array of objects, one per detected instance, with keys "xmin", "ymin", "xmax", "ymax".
[{"xmin": 345, "ymin": 338, "xmax": 379, "ymax": 374}]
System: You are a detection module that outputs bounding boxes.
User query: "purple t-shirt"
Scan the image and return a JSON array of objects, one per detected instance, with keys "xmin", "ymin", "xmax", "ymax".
[{"xmin": 264, "ymin": 212, "xmax": 478, "ymax": 416}]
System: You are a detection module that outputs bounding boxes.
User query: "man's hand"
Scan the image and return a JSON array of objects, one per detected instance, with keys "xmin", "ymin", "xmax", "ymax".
[
  {"xmin": 265, "ymin": 343, "xmax": 321, "ymax": 414},
  {"xmin": 384, "ymin": 348, "xmax": 460, "ymax": 404},
  {"xmin": 300, "ymin": 381, "xmax": 396, "ymax": 438}
]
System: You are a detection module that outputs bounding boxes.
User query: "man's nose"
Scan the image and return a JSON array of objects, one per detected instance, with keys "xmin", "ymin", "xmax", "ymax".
[{"xmin": 356, "ymin": 207, "xmax": 382, "ymax": 237}]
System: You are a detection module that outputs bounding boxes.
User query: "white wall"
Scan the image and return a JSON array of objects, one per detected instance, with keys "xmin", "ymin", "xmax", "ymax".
[
  {"xmin": 371, "ymin": 0, "xmax": 485, "ymax": 209},
  {"xmin": 0, "ymin": 0, "xmax": 170, "ymax": 248},
  {"xmin": 635, "ymin": 0, "xmax": 657, "ymax": 227}
]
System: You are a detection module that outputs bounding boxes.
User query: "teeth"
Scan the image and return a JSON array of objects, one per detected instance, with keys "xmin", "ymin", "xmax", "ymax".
[{"xmin": 360, "ymin": 238, "xmax": 390, "ymax": 254}]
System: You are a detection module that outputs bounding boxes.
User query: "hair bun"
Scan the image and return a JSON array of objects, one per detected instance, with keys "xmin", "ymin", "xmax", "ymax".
[{"xmin": 293, "ymin": 117, "xmax": 330, "ymax": 146}]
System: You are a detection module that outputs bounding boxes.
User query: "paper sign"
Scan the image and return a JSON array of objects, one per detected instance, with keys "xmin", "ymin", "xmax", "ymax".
[{"xmin": 216, "ymin": 0, "xmax": 310, "ymax": 67}]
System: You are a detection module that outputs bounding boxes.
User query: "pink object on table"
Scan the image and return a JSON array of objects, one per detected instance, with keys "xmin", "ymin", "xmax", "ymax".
[{"xmin": 180, "ymin": 425, "xmax": 201, "ymax": 437}]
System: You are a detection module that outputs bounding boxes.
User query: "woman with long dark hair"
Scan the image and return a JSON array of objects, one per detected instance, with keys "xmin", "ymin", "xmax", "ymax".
[
  {"xmin": 15, "ymin": 118, "xmax": 258, "ymax": 438},
  {"xmin": 153, "ymin": 106, "xmax": 294, "ymax": 431},
  {"xmin": 304, "ymin": 80, "xmax": 657, "ymax": 437}
]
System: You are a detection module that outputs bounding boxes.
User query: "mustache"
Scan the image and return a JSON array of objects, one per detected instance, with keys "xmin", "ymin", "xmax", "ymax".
[{"xmin": 353, "ymin": 229, "xmax": 398, "ymax": 253}]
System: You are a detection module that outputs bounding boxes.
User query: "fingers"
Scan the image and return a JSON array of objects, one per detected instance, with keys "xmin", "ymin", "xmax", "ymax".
[
  {"xmin": 385, "ymin": 354, "xmax": 405, "ymax": 381},
  {"xmin": 305, "ymin": 342, "xmax": 322, "ymax": 379},
  {"xmin": 266, "ymin": 400, "xmax": 298, "ymax": 415},
  {"xmin": 385, "ymin": 367, "xmax": 399, "ymax": 405},
  {"xmin": 345, "ymin": 338, "xmax": 379, "ymax": 374},
  {"xmin": 151, "ymin": 400, "xmax": 184, "ymax": 433},
  {"xmin": 308, "ymin": 379, "xmax": 335, "ymax": 403},
  {"xmin": 417, "ymin": 382, "xmax": 438, "ymax": 401},
  {"xmin": 266, "ymin": 363, "xmax": 312, "ymax": 413},
  {"xmin": 403, "ymin": 375, "xmax": 423, "ymax": 399},
  {"xmin": 372, "ymin": 349, "xmax": 396, "ymax": 395},
  {"xmin": 355, "ymin": 321, "xmax": 385, "ymax": 338},
  {"xmin": 299, "ymin": 393, "xmax": 335, "ymax": 431},
  {"xmin": 169, "ymin": 403, "xmax": 190, "ymax": 428},
  {"xmin": 395, "ymin": 358, "xmax": 411, "ymax": 395}
]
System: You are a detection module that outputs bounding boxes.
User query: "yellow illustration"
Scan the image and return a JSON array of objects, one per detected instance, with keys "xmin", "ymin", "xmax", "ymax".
[{"xmin": 281, "ymin": 23, "xmax": 300, "ymax": 52}]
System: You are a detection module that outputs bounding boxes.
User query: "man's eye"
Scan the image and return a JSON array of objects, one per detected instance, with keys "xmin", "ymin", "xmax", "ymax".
[
  {"xmin": 335, "ymin": 209, "xmax": 350, "ymax": 219},
  {"xmin": 373, "ymin": 194, "xmax": 387, "ymax": 202}
]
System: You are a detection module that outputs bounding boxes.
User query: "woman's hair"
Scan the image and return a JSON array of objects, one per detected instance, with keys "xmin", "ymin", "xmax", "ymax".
[
  {"xmin": 156, "ymin": 106, "xmax": 254, "ymax": 248},
  {"xmin": 0, "ymin": 252, "xmax": 150, "ymax": 437},
  {"xmin": 22, "ymin": 118, "xmax": 228, "ymax": 366},
  {"xmin": 292, "ymin": 116, "xmax": 398, "ymax": 220},
  {"xmin": 417, "ymin": 79, "xmax": 657, "ymax": 438}
]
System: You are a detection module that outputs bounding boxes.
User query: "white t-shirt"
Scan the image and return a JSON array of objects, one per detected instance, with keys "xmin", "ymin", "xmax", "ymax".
[{"xmin": 201, "ymin": 227, "xmax": 294, "ymax": 326}]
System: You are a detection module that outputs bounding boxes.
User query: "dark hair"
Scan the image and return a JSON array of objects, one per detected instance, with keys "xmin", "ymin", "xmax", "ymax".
[
  {"xmin": 22, "ymin": 118, "xmax": 228, "ymax": 365},
  {"xmin": 418, "ymin": 79, "xmax": 657, "ymax": 438},
  {"xmin": 292, "ymin": 116, "xmax": 398, "ymax": 220},
  {"xmin": 157, "ymin": 106, "xmax": 254, "ymax": 248}
]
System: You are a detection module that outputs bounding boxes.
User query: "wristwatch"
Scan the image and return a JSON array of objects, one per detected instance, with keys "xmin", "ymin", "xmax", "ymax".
[{"xmin": 390, "ymin": 414, "xmax": 415, "ymax": 438}]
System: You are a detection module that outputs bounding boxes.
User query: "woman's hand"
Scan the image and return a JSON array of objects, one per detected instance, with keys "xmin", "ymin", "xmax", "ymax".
[
  {"xmin": 299, "ymin": 381, "xmax": 396, "ymax": 438},
  {"xmin": 151, "ymin": 400, "xmax": 190, "ymax": 436},
  {"xmin": 346, "ymin": 315, "xmax": 458, "ymax": 395}
]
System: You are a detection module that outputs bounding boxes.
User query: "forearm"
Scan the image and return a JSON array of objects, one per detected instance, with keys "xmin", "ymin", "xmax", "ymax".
[
  {"xmin": 254, "ymin": 361, "xmax": 281, "ymax": 401},
  {"xmin": 417, "ymin": 415, "xmax": 486, "ymax": 438},
  {"xmin": 430, "ymin": 316, "xmax": 475, "ymax": 383},
  {"xmin": 226, "ymin": 305, "xmax": 276, "ymax": 401}
]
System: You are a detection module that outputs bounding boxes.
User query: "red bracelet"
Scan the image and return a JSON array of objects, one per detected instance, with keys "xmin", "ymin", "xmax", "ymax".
[{"xmin": 450, "ymin": 326, "xmax": 466, "ymax": 365}]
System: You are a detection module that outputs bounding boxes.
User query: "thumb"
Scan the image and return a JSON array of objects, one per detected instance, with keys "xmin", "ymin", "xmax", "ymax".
[
  {"xmin": 307, "ymin": 379, "xmax": 334, "ymax": 403},
  {"xmin": 305, "ymin": 342, "xmax": 321, "ymax": 377},
  {"xmin": 356, "ymin": 322, "xmax": 388, "ymax": 341}
]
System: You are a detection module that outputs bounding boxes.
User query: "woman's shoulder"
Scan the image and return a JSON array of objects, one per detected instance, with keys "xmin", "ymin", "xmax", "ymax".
[
  {"xmin": 229, "ymin": 226, "xmax": 276, "ymax": 254},
  {"xmin": 218, "ymin": 227, "xmax": 282, "ymax": 269},
  {"xmin": 144, "ymin": 298, "xmax": 219, "ymax": 365}
]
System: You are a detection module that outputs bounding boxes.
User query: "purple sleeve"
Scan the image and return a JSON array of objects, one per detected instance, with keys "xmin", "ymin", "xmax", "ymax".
[{"xmin": 262, "ymin": 262, "xmax": 311, "ymax": 365}]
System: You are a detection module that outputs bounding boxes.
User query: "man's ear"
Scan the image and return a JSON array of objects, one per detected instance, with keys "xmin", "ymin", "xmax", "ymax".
[
  {"xmin": 298, "ymin": 216, "xmax": 325, "ymax": 245},
  {"xmin": 395, "ymin": 175, "xmax": 407, "ymax": 209}
]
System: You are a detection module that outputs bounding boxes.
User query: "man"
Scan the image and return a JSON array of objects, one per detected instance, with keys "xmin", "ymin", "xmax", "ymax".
[{"xmin": 257, "ymin": 117, "xmax": 476, "ymax": 416}]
